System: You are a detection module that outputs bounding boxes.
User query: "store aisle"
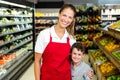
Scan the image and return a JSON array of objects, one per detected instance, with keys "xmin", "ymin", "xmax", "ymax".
[
  {"xmin": 19, "ymin": 54, "xmax": 97, "ymax": 80},
  {"xmin": 19, "ymin": 63, "xmax": 35, "ymax": 80}
]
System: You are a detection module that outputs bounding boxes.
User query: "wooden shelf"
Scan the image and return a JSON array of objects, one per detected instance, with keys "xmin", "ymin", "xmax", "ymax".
[
  {"xmin": 97, "ymin": 27, "xmax": 120, "ymax": 40},
  {"xmin": 94, "ymin": 40, "xmax": 120, "ymax": 70},
  {"xmin": 96, "ymin": 66, "xmax": 106, "ymax": 80},
  {"xmin": 88, "ymin": 53, "xmax": 97, "ymax": 72},
  {"xmin": 88, "ymin": 53, "xmax": 106, "ymax": 80}
]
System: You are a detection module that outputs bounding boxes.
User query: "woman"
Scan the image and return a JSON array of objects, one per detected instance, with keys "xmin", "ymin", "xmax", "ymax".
[{"xmin": 34, "ymin": 4, "xmax": 76, "ymax": 80}]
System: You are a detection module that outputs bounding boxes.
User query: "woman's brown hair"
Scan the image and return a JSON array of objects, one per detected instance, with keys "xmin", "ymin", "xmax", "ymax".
[{"xmin": 59, "ymin": 4, "xmax": 76, "ymax": 38}]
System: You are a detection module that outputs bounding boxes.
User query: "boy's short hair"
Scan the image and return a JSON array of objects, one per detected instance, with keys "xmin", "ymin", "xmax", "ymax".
[{"xmin": 70, "ymin": 42, "xmax": 85, "ymax": 54}]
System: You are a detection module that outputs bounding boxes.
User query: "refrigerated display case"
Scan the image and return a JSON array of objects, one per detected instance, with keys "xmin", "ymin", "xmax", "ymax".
[{"xmin": 0, "ymin": 1, "xmax": 34, "ymax": 80}]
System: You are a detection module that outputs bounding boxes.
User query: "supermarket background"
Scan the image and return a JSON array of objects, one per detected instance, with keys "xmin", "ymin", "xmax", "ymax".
[{"xmin": 0, "ymin": 0, "xmax": 120, "ymax": 80}]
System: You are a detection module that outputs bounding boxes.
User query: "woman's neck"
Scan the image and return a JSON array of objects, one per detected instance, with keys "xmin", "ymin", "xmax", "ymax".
[{"xmin": 54, "ymin": 24, "xmax": 65, "ymax": 39}]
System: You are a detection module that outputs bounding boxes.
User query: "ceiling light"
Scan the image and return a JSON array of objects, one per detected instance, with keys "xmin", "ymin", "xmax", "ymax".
[{"xmin": 0, "ymin": 0, "xmax": 28, "ymax": 8}]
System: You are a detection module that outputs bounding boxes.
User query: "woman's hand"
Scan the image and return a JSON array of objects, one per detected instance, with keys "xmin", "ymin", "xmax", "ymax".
[{"xmin": 87, "ymin": 70, "xmax": 94, "ymax": 80}]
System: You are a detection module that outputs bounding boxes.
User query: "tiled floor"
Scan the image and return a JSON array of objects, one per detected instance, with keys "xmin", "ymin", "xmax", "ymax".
[
  {"xmin": 19, "ymin": 54, "xmax": 97, "ymax": 80},
  {"xmin": 19, "ymin": 63, "xmax": 35, "ymax": 80}
]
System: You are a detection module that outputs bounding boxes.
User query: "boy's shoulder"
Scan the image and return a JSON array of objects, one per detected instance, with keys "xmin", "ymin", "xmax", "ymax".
[{"xmin": 81, "ymin": 61, "xmax": 92, "ymax": 70}]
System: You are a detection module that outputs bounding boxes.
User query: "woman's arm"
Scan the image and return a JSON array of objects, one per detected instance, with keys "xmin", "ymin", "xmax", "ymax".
[{"xmin": 34, "ymin": 52, "xmax": 42, "ymax": 80}]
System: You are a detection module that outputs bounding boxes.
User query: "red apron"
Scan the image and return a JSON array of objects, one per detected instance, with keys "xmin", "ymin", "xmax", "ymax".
[{"xmin": 40, "ymin": 35, "xmax": 71, "ymax": 80}]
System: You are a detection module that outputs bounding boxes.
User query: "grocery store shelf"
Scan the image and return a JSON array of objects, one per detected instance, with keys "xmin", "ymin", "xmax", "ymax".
[
  {"xmin": 0, "ymin": 28, "xmax": 32, "ymax": 37},
  {"xmin": 35, "ymin": 27, "xmax": 49, "ymax": 30},
  {"xmin": 94, "ymin": 40, "xmax": 120, "ymax": 70},
  {"xmin": 0, "ymin": 21, "xmax": 32, "ymax": 27},
  {"xmin": 96, "ymin": 66, "xmax": 106, "ymax": 80},
  {"xmin": 97, "ymin": 27, "xmax": 120, "ymax": 40},
  {"xmin": 0, "ymin": 51, "xmax": 34, "ymax": 80},
  {"xmin": 0, "ymin": 14, "xmax": 32, "ymax": 17},
  {"xmin": 0, "ymin": 1, "xmax": 34, "ymax": 80},
  {"xmin": 0, "ymin": 33, "xmax": 32, "ymax": 48},
  {"xmin": 97, "ymin": 27, "xmax": 114, "ymax": 37},
  {"xmin": 4, "ymin": 39, "xmax": 33, "ymax": 55},
  {"xmin": 89, "ymin": 54, "xmax": 97, "ymax": 72},
  {"xmin": 36, "ymin": 16, "xmax": 58, "ymax": 19}
]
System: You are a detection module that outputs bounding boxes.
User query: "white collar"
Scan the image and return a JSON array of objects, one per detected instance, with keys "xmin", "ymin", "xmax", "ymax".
[{"xmin": 50, "ymin": 25, "xmax": 69, "ymax": 39}]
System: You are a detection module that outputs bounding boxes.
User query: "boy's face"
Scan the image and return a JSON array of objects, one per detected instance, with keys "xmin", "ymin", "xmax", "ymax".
[{"xmin": 71, "ymin": 48, "xmax": 84, "ymax": 65}]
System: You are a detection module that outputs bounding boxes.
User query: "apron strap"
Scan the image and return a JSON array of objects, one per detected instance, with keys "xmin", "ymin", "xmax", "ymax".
[
  {"xmin": 67, "ymin": 37, "xmax": 70, "ymax": 44},
  {"xmin": 50, "ymin": 34, "xmax": 52, "ymax": 42}
]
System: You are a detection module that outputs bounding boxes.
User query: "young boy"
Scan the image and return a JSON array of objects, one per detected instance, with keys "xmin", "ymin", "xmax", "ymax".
[{"xmin": 70, "ymin": 43, "xmax": 93, "ymax": 80}]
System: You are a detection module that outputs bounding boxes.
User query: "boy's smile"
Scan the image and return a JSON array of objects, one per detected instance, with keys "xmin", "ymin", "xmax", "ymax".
[{"xmin": 71, "ymin": 48, "xmax": 84, "ymax": 67}]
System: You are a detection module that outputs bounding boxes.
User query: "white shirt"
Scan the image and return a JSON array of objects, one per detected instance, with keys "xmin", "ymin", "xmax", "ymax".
[{"xmin": 35, "ymin": 25, "xmax": 76, "ymax": 54}]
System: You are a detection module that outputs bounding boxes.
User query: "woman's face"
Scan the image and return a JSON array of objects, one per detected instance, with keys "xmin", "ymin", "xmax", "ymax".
[
  {"xmin": 71, "ymin": 48, "xmax": 84, "ymax": 65},
  {"xmin": 58, "ymin": 8, "xmax": 74, "ymax": 28}
]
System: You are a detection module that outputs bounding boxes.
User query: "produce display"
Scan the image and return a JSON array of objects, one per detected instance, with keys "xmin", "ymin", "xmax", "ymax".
[
  {"xmin": 0, "ymin": 17, "xmax": 32, "ymax": 25},
  {"xmin": 89, "ymin": 48, "xmax": 120, "ymax": 80},
  {"xmin": 111, "ymin": 49, "xmax": 120, "ymax": 60},
  {"xmin": 76, "ymin": 5, "xmax": 101, "ymax": 24},
  {"xmin": 99, "ymin": 36, "xmax": 113, "ymax": 46},
  {"xmin": 75, "ymin": 4, "xmax": 101, "ymax": 52},
  {"xmin": 0, "ymin": 30, "xmax": 32, "ymax": 47},
  {"xmin": 104, "ymin": 40, "xmax": 120, "ymax": 52},
  {"xmin": 87, "ymin": 33, "xmax": 95, "ymax": 40},
  {"xmin": 108, "ymin": 20, "xmax": 120, "ymax": 30},
  {"xmin": 95, "ymin": 34, "xmax": 120, "ymax": 52},
  {"xmin": 0, "ymin": 8, "xmax": 32, "ymax": 16},
  {"xmin": 0, "ymin": 8, "xmax": 32, "ymax": 27},
  {"xmin": 81, "ymin": 40, "xmax": 93, "ymax": 48},
  {"xmin": 91, "ymin": 22, "xmax": 120, "ymax": 80},
  {"xmin": 75, "ymin": 34, "xmax": 83, "ymax": 41},
  {"xmin": 35, "ymin": 12, "xmax": 58, "ymax": 17},
  {"xmin": 0, "ymin": 42, "xmax": 32, "ymax": 77},
  {"xmin": 35, "ymin": 19, "xmax": 54, "ymax": 25},
  {"xmin": 75, "ymin": 33, "xmax": 99, "ymax": 48},
  {"xmin": 107, "ymin": 75, "xmax": 120, "ymax": 80},
  {"xmin": 78, "ymin": 4, "xmax": 120, "ymax": 80},
  {"xmin": 0, "ymin": 6, "xmax": 33, "ymax": 79},
  {"xmin": 107, "ymin": 20, "xmax": 120, "ymax": 40},
  {"xmin": 0, "ymin": 54, "xmax": 16, "ymax": 66},
  {"xmin": 99, "ymin": 61, "xmax": 118, "ymax": 76},
  {"xmin": 90, "ymin": 49, "xmax": 108, "ymax": 65},
  {"xmin": 93, "ymin": 33, "xmax": 103, "ymax": 41}
]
